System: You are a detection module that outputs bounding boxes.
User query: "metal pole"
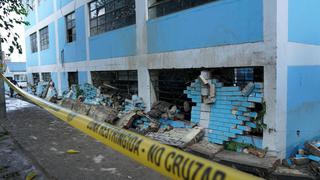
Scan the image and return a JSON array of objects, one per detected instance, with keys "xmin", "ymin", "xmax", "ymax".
[{"xmin": 0, "ymin": 37, "xmax": 6, "ymax": 119}]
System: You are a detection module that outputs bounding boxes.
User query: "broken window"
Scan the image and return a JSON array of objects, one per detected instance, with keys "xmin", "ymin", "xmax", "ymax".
[
  {"xmin": 30, "ymin": 32, "xmax": 38, "ymax": 53},
  {"xmin": 234, "ymin": 67, "xmax": 264, "ymax": 88},
  {"xmin": 39, "ymin": 26, "xmax": 49, "ymax": 51},
  {"xmin": 148, "ymin": 0, "xmax": 218, "ymax": 19},
  {"xmin": 41, "ymin": 72, "xmax": 51, "ymax": 82},
  {"xmin": 89, "ymin": 0, "xmax": 136, "ymax": 36},
  {"xmin": 65, "ymin": 12, "xmax": 76, "ymax": 43},
  {"xmin": 91, "ymin": 70, "xmax": 138, "ymax": 97},
  {"xmin": 32, "ymin": 73, "xmax": 40, "ymax": 85},
  {"xmin": 68, "ymin": 72, "xmax": 79, "ymax": 87}
]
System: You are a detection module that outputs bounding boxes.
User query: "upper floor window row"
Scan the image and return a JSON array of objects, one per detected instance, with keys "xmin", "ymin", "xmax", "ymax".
[
  {"xmin": 89, "ymin": 0, "xmax": 136, "ymax": 36},
  {"xmin": 29, "ymin": 26, "xmax": 49, "ymax": 53},
  {"xmin": 148, "ymin": 0, "xmax": 218, "ymax": 19}
]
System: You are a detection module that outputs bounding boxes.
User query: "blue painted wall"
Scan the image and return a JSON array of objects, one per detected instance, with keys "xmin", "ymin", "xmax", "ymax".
[
  {"xmin": 289, "ymin": 0, "xmax": 320, "ymax": 45},
  {"xmin": 40, "ymin": 23, "xmax": 57, "ymax": 65},
  {"xmin": 78, "ymin": 71, "xmax": 87, "ymax": 84},
  {"xmin": 58, "ymin": 6, "xmax": 86, "ymax": 63},
  {"xmin": 56, "ymin": 0, "xmax": 73, "ymax": 9},
  {"xmin": 147, "ymin": 0, "xmax": 263, "ymax": 53},
  {"xmin": 60, "ymin": 72, "xmax": 69, "ymax": 93},
  {"xmin": 37, "ymin": 0, "xmax": 54, "ymax": 21},
  {"xmin": 25, "ymin": 10, "xmax": 36, "ymax": 30},
  {"xmin": 287, "ymin": 66, "xmax": 320, "ymax": 157},
  {"xmin": 51, "ymin": 72, "xmax": 58, "ymax": 88},
  {"xmin": 89, "ymin": 25, "xmax": 136, "ymax": 60},
  {"xmin": 25, "ymin": 37, "xmax": 38, "ymax": 67}
]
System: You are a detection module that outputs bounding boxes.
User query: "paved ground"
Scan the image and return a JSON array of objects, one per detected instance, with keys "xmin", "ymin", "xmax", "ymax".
[{"xmin": 1, "ymin": 97, "xmax": 165, "ymax": 180}]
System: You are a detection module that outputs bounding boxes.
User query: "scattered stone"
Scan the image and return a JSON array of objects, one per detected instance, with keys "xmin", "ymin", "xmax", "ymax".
[
  {"xmin": 146, "ymin": 127, "xmax": 204, "ymax": 149},
  {"xmin": 93, "ymin": 155, "xmax": 104, "ymax": 164},
  {"xmin": 293, "ymin": 157, "xmax": 310, "ymax": 165},
  {"xmin": 186, "ymin": 140, "xmax": 223, "ymax": 158},
  {"xmin": 147, "ymin": 101, "xmax": 174, "ymax": 118},
  {"xmin": 71, "ymin": 101, "xmax": 91, "ymax": 116},
  {"xmin": 60, "ymin": 99, "xmax": 75, "ymax": 110},
  {"xmin": 88, "ymin": 105, "xmax": 118, "ymax": 124}
]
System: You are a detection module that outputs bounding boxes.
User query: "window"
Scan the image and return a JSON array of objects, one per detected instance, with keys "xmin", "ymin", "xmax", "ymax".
[
  {"xmin": 234, "ymin": 68, "xmax": 254, "ymax": 88},
  {"xmin": 148, "ymin": 0, "xmax": 217, "ymax": 19},
  {"xmin": 14, "ymin": 74, "xmax": 27, "ymax": 82},
  {"xmin": 68, "ymin": 72, "xmax": 78, "ymax": 87},
  {"xmin": 66, "ymin": 12, "xmax": 76, "ymax": 43},
  {"xmin": 30, "ymin": 32, "xmax": 38, "ymax": 53},
  {"xmin": 32, "ymin": 73, "xmax": 40, "ymax": 85},
  {"xmin": 41, "ymin": 72, "xmax": 51, "ymax": 82},
  {"xmin": 89, "ymin": 0, "xmax": 136, "ymax": 36},
  {"xmin": 39, "ymin": 26, "xmax": 49, "ymax": 50}
]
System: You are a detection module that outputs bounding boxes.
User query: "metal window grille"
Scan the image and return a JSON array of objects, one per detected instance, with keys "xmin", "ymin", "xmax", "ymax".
[
  {"xmin": 30, "ymin": 32, "xmax": 38, "ymax": 53},
  {"xmin": 234, "ymin": 68, "xmax": 254, "ymax": 87},
  {"xmin": 41, "ymin": 72, "xmax": 51, "ymax": 82},
  {"xmin": 89, "ymin": 0, "xmax": 136, "ymax": 36},
  {"xmin": 39, "ymin": 26, "xmax": 49, "ymax": 51},
  {"xmin": 148, "ymin": 0, "xmax": 218, "ymax": 19},
  {"xmin": 66, "ymin": 12, "xmax": 76, "ymax": 43}
]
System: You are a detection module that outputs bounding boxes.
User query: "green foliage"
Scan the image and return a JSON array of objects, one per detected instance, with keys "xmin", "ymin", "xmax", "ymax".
[
  {"xmin": 224, "ymin": 141, "xmax": 253, "ymax": 152},
  {"xmin": 75, "ymin": 85, "xmax": 84, "ymax": 98},
  {"xmin": 252, "ymin": 101, "xmax": 267, "ymax": 133},
  {"xmin": 0, "ymin": 0, "xmax": 29, "ymax": 54}
]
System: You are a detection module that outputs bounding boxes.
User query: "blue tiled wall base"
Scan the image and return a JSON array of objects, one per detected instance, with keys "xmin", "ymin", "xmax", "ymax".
[{"xmin": 184, "ymin": 79, "xmax": 264, "ymax": 147}]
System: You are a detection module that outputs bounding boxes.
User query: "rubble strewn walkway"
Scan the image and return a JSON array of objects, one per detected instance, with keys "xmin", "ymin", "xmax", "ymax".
[
  {"xmin": 0, "ymin": 125, "xmax": 45, "ymax": 179},
  {"xmin": 2, "ymin": 97, "xmax": 165, "ymax": 180}
]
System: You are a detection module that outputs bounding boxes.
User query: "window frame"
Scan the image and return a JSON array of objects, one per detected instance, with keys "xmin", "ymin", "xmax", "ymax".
[
  {"xmin": 65, "ymin": 11, "xmax": 76, "ymax": 43},
  {"xmin": 148, "ymin": 0, "xmax": 218, "ymax": 19},
  {"xmin": 39, "ymin": 26, "xmax": 49, "ymax": 51},
  {"xmin": 89, "ymin": 0, "xmax": 136, "ymax": 36},
  {"xmin": 30, "ymin": 32, "xmax": 38, "ymax": 53}
]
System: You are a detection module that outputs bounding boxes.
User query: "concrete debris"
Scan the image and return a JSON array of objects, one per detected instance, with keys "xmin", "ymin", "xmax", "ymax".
[
  {"xmin": 241, "ymin": 82, "xmax": 255, "ymax": 96},
  {"xmin": 88, "ymin": 105, "xmax": 118, "ymax": 124},
  {"xmin": 310, "ymin": 161, "xmax": 320, "ymax": 176},
  {"xmin": 186, "ymin": 140, "xmax": 223, "ymax": 158},
  {"xmin": 305, "ymin": 142, "xmax": 320, "ymax": 157},
  {"xmin": 123, "ymin": 95, "xmax": 146, "ymax": 113},
  {"xmin": 146, "ymin": 127, "xmax": 204, "ymax": 149},
  {"xmin": 71, "ymin": 101, "xmax": 91, "ymax": 116},
  {"xmin": 284, "ymin": 140, "xmax": 320, "ymax": 176},
  {"xmin": 36, "ymin": 81, "xmax": 49, "ymax": 97},
  {"xmin": 60, "ymin": 99, "xmax": 74, "ymax": 110},
  {"xmin": 147, "ymin": 101, "xmax": 174, "ymax": 118},
  {"xmin": 44, "ymin": 81, "xmax": 58, "ymax": 102}
]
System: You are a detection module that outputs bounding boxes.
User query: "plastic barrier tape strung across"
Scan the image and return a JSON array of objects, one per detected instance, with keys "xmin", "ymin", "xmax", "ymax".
[{"xmin": 1, "ymin": 74, "xmax": 261, "ymax": 180}]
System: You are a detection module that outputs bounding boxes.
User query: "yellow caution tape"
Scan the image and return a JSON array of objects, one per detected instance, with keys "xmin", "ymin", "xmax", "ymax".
[{"xmin": 1, "ymin": 74, "xmax": 261, "ymax": 180}]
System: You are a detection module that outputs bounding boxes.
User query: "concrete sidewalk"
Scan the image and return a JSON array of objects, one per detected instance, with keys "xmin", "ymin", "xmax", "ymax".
[
  {"xmin": 0, "ymin": 125, "xmax": 46, "ymax": 179},
  {"xmin": 1, "ymin": 97, "xmax": 165, "ymax": 180}
]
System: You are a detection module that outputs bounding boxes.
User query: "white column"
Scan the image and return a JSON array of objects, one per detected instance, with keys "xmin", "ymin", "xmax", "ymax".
[
  {"xmin": 275, "ymin": 0, "xmax": 289, "ymax": 158},
  {"xmin": 138, "ymin": 67, "xmax": 152, "ymax": 111},
  {"xmin": 35, "ymin": 0, "xmax": 41, "ymax": 69},
  {"xmin": 262, "ymin": 0, "xmax": 279, "ymax": 156},
  {"xmin": 136, "ymin": 0, "xmax": 154, "ymax": 110},
  {"xmin": 53, "ymin": 0, "xmax": 62, "ymax": 95},
  {"xmin": 263, "ymin": 65, "xmax": 277, "ymax": 155},
  {"xmin": 84, "ymin": 1, "xmax": 92, "ymax": 84}
]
